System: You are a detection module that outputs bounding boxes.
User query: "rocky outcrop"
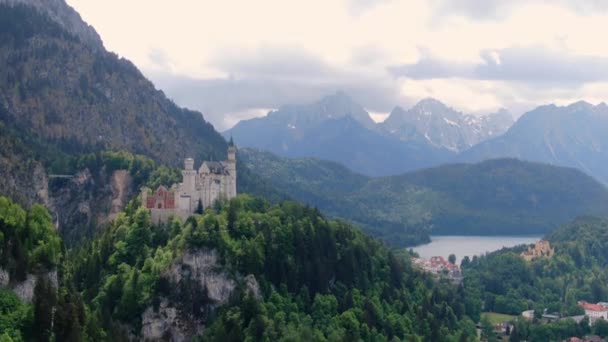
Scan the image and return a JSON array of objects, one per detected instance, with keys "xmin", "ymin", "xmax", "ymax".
[
  {"xmin": 106, "ymin": 170, "xmax": 133, "ymax": 223},
  {"xmin": 164, "ymin": 250, "xmax": 235, "ymax": 305},
  {"xmin": 0, "ymin": 268, "xmax": 9, "ymax": 287},
  {"xmin": 140, "ymin": 250, "xmax": 261, "ymax": 341},
  {"xmin": 4, "ymin": 269, "xmax": 58, "ymax": 303},
  {"xmin": 244, "ymin": 274, "xmax": 261, "ymax": 300},
  {"xmin": 46, "ymin": 168, "xmax": 135, "ymax": 244},
  {"xmin": 141, "ymin": 299, "xmax": 202, "ymax": 342}
]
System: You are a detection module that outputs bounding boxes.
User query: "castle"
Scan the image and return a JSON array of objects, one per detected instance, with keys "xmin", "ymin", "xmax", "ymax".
[
  {"xmin": 521, "ymin": 240, "xmax": 554, "ymax": 261},
  {"xmin": 141, "ymin": 145, "xmax": 237, "ymax": 223}
]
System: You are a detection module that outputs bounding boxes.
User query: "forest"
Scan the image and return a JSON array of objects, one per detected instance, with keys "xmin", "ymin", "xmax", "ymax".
[
  {"xmin": 1, "ymin": 194, "xmax": 481, "ymax": 341},
  {"xmin": 462, "ymin": 217, "xmax": 608, "ymax": 341}
]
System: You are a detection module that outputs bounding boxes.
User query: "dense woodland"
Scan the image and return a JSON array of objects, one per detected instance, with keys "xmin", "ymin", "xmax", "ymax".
[
  {"xmin": 0, "ymin": 194, "xmax": 481, "ymax": 341},
  {"xmin": 462, "ymin": 217, "xmax": 608, "ymax": 341}
]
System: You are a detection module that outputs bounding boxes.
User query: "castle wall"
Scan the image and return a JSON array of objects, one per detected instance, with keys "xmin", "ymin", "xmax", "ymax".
[
  {"xmin": 150, "ymin": 208, "xmax": 187, "ymax": 225},
  {"xmin": 144, "ymin": 147, "xmax": 238, "ymax": 224}
]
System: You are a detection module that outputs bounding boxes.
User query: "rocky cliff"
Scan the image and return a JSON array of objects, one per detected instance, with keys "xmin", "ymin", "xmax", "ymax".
[{"xmin": 140, "ymin": 249, "xmax": 260, "ymax": 341}]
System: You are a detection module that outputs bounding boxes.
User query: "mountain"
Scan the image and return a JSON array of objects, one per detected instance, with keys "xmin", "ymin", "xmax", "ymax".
[
  {"xmin": 225, "ymin": 93, "xmax": 456, "ymax": 176},
  {"xmin": 1, "ymin": 0, "xmax": 104, "ymax": 50},
  {"xmin": 241, "ymin": 148, "xmax": 608, "ymax": 246},
  {"xmin": 0, "ymin": 2, "xmax": 285, "ymax": 243},
  {"xmin": 380, "ymin": 98, "xmax": 513, "ymax": 152},
  {"xmin": 459, "ymin": 101, "xmax": 608, "ymax": 183}
]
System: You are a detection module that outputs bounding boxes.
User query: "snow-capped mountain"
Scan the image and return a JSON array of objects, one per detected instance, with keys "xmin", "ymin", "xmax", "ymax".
[
  {"xmin": 380, "ymin": 98, "xmax": 513, "ymax": 152},
  {"xmin": 224, "ymin": 93, "xmax": 455, "ymax": 176}
]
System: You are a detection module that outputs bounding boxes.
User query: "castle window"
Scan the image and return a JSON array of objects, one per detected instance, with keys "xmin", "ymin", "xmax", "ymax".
[{"xmin": 158, "ymin": 203, "xmax": 162, "ymax": 209}]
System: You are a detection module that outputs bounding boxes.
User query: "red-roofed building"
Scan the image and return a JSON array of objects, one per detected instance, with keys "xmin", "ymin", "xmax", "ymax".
[
  {"xmin": 412, "ymin": 256, "xmax": 462, "ymax": 283},
  {"xmin": 578, "ymin": 301, "xmax": 608, "ymax": 320},
  {"xmin": 145, "ymin": 186, "xmax": 176, "ymax": 210}
]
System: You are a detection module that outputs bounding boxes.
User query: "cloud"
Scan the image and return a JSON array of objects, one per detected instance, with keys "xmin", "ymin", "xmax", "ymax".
[
  {"xmin": 347, "ymin": 0, "xmax": 392, "ymax": 15},
  {"xmin": 147, "ymin": 46, "xmax": 407, "ymax": 130},
  {"xmin": 389, "ymin": 46, "xmax": 608, "ymax": 85},
  {"xmin": 430, "ymin": 0, "xmax": 608, "ymax": 20},
  {"xmin": 147, "ymin": 48, "xmax": 172, "ymax": 70},
  {"xmin": 210, "ymin": 46, "xmax": 334, "ymax": 80}
]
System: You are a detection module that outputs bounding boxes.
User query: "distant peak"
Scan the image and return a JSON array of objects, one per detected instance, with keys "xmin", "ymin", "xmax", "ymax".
[
  {"xmin": 320, "ymin": 90, "xmax": 354, "ymax": 104},
  {"xmin": 567, "ymin": 100, "xmax": 594, "ymax": 109},
  {"xmin": 415, "ymin": 97, "xmax": 447, "ymax": 107},
  {"xmin": 390, "ymin": 105, "xmax": 406, "ymax": 113}
]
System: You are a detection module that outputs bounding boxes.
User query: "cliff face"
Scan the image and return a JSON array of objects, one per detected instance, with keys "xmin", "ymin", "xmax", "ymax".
[
  {"xmin": 48, "ymin": 168, "xmax": 135, "ymax": 244},
  {"xmin": 0, "ymin": 267, "xmax": 58, "ymax": 303},
  {"xmin": 140, "ymin": 249, "xmax": 260, "ymax": 341}
]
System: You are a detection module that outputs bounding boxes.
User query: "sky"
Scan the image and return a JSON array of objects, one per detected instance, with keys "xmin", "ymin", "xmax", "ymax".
[{"xmin": 67, "ymin": 0, "xmax": 608, "ymax": 130}]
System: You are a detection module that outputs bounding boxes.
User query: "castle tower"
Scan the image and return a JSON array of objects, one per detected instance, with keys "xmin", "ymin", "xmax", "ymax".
[
  {"xmin": 182, "ymin": 158, "xmax": 196, "ymax": 194},
  {"xmin": 226, "ymin": 140, "xmax": 237, "ymax": 198},
  {"xmin": 140, "ymin": 187, "xmax": 149, "ymax": 207}
]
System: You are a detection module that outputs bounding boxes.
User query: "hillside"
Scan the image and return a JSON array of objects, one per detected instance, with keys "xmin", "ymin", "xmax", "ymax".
[
  {"xmin": 0, "ymin": 194, "xmax": 479, "ymax": 341},
  {"xmin": 0, "ymin": 4, "xmax": 227, "ymax": 166},
  {"xmin": 459, "ymin": 101, "xmax": 608, "ymax": 184},
  {"xmin": 0, "ymin": 2, "xmax": 284, "ymax": 242},
  {"xmin": 241, "ymin": 149, "xmax": 608, "ymax": 246},
  {"xmin": 462, "ymin": 217, "xmax": 608, "ymax": 340}
]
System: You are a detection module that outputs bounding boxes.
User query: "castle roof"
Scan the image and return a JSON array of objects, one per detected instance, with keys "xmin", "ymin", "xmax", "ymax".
[
  {"xmin": 202, "ymin": 161, "xmax": 229, "ymax": 175},
  {"xmin": 579, "ymin": 301, "xmax": 608, "ymax": 312}
]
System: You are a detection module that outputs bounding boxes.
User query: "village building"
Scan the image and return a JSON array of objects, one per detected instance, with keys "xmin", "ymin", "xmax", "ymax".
[
  {"xmin": 521, "ymin": 240, "xmax": 555, "ymax": 261},
  {"xmin": 141, "ymin": 145, "xmax": 237, "ymax": 223},
  {"xmin": 412, "ymin": 256, "xmax": 462, "ymax": 283},
  {"xmin": 521, "ymin": 310, "xmax": 535, "ymax": 320},
  {"xmin": 578, "ymin": 301, "xmax": 608, "ymax": 320}
]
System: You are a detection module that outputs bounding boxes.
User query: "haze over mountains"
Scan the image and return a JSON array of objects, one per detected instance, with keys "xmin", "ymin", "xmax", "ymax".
[
  {"xmin": 459, "ymin": 101, "xmax": 608, "ymax": 183},
  {"xmin": 229, "ymin": 93, "xmax": 608, "ymax": 185},
  {"xmin": 225, "ymin": 92, "xmax": 512, "ymax": 176}
]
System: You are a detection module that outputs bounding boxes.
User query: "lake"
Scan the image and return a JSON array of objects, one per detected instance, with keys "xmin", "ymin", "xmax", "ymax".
[{"xmin": 411, "ymin": 235, "xmax": 542, "ymax": 264}]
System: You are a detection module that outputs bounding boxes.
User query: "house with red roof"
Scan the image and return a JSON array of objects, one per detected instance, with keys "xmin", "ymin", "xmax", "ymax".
[{"xmin": 578, "ymin": 301, "xmax": 608, "ymax": 320}]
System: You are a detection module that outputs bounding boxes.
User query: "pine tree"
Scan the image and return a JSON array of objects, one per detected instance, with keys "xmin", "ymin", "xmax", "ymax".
[{"xmin": 33, "ymin": 277, "xmax": 57, "ymax": 341}]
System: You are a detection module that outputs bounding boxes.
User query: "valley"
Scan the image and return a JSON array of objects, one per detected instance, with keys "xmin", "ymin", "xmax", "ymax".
[{"xmin": 240, "ymin": 148, "xmax": 608, "ymax": 247}]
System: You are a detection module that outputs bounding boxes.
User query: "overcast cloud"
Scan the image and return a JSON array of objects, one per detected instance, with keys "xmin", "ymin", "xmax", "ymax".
[
  {"xmin": 67, "ymin": 0, "xmax": 608, "ymax": 130},
  {"xmin": 389, "ymin": 46, "xmax": 608, "ymax": 84}
]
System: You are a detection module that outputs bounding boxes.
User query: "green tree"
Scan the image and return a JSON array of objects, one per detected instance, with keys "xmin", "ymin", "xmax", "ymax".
[
  {"xmin": 481, "ymin": 316, "xmax": 497, "ymax": 342},
  {"xmin": 33, "ymin": 277, "xmax": 57, "ymax": 341},
  {"xmin": 593, "ymin": 319, "xmax": 608, "ymax": 337}
]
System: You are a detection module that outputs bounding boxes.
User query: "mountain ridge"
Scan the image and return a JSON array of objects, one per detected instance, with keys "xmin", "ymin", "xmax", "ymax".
[
  {"xmin": 226, "ymin": 93, "xmax": 513, "ymax": 176},
  {"xmin": 240, "ymin": 148, "xmax": 608, "ymax": 246},
  {"xmin": 459, "ymin": 100, "xmax": 608, "ymax": 183}
]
